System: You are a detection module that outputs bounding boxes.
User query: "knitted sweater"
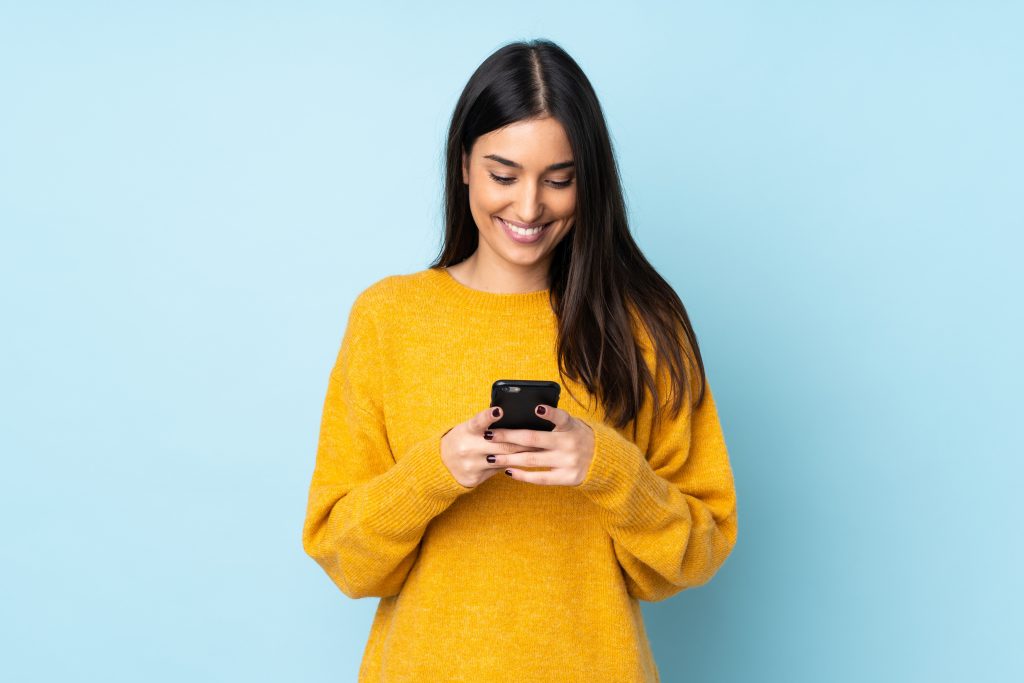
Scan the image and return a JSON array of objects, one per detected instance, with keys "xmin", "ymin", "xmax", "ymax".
[{"xmin": 301, "ymin": 266, "xmax": 739, "ymax": 682}]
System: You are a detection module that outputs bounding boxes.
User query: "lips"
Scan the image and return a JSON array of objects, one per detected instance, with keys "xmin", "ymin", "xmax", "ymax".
[
  {"xmin": 496, "ymin": 216, "xmax": 552, "ymax": 244},
  {"xmin": 499, "ymin": 217, "xmax": 550, "ymax": 229}
]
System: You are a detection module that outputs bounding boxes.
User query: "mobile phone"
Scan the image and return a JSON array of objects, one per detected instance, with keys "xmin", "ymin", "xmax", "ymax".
[{"xmin": 489, "ymin": 380, "xmax": 561, "ymax": 431}]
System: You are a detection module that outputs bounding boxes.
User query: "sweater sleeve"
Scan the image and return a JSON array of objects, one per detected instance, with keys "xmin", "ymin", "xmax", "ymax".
[
  {"xmin": 576, "ymin": 378, "xmax": 738, "ymax": 602},
  {"xmin": 301, "ymin": 289, "xmax": 474, "ymax": 599}
]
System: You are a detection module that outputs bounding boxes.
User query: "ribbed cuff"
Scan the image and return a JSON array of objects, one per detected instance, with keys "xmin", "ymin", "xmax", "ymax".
[
  {"xmin": 575, "ymin": 417, "xmax": 669, "ymax": 529},
  {"xmin": 363, "ymin": 426, "xmax": 474, "ymax": 536}
]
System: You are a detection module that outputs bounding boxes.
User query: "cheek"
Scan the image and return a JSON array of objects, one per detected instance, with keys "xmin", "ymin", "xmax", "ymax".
[
  {"xmin": 556, "ymin": 191, "xmax": 576, "ymax": 216},
  {"xmin": 468, "ymin": 180, "xmax": 503, "ymax": 213}
]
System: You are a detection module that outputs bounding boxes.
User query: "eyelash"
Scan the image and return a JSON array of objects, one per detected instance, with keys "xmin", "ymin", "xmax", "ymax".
[{"xmin": 488, "ymin": 172, "xmax": 574, "ymax": 189}]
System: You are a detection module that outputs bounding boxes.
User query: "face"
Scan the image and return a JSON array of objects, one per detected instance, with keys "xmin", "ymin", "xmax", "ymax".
[{"xmin": 461, "ymin": 116, "xmax": 577, "ymax": 269}]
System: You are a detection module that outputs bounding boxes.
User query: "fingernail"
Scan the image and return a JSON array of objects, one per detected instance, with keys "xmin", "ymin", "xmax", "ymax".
[
  {"xmin": 484, "ymin": 430, "xmax": 493, "ymax": 440},
  {"xmin": 536, "ymin": 405, "xmax": 546, "ymax": 415},
  {"xmin": 505, "ymin": 469, "xmax": 513, "ymax": 476},
  {"xmin": 486, "ymin": 455, "xmax": 496, "ymax": 463},
  {"xmin": 492, "ymin": 407, "xmax": 501, "ymax": 418}
]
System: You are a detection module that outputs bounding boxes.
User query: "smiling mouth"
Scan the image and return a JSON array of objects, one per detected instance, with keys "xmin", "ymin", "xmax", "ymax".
[{"xmin": 497, "ymin": 217, "xmax": 553, "ymax": 236}]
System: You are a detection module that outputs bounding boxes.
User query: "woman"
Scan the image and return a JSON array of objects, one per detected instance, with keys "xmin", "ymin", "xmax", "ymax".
[{"xmin": 302, "ymin": 39, "xmax": 738, "ymax": 682}]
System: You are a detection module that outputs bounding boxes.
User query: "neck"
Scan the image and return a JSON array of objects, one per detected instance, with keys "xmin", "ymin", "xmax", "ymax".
[{"xmin": 449, "ymin": 251, "xmax": 550, "ymax": 294}]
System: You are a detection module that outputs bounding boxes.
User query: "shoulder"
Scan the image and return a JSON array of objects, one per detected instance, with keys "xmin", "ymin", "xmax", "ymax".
[
  {"xmin": 626, "ymin": 300, "xmax": 701, "ymax": 412},
  {"xmin": 348, "ymin": 268, "xmax": 438, "ymax": 323}
]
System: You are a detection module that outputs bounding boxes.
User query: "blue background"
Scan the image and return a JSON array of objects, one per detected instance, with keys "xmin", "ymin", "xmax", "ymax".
[{"xmin": 2, "ymin": 2, "xmax": 1020, "ymax": 681}]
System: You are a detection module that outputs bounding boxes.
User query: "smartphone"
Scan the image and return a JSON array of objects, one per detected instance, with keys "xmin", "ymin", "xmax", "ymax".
[{"xmin": 490, "ymin": 380, "xmax": 561, "ymax": 431}]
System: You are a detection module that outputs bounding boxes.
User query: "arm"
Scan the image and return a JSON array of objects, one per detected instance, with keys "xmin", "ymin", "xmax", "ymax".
[
  {"xmin": 576, "ymin": 379, "xmax": 739, "ymax": 602},
  {"xmin": 301, "ymin": 289, "xmax": 473, "ymax": 599}
]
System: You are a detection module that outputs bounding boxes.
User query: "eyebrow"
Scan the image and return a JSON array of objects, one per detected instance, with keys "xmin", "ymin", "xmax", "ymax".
[{"xmin": 482, "ymin": 154, "xmax": 575, "ymax": 171}]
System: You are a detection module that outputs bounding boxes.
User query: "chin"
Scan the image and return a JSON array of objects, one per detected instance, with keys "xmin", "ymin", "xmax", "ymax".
[{"xmin": 499, "ymin": 249, "xmax": 545, "ymax": 266}]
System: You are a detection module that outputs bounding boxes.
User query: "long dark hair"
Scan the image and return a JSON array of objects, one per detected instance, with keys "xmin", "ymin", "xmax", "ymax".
[{"xmin": 431, "ymin": 39, "xmax": 707, "ymax": 433}]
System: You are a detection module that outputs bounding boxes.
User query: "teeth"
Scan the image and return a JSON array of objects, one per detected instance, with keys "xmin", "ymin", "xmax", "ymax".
[{"xmin": 501, "ymin": 218, "xmax": 549, "ymax": 236}]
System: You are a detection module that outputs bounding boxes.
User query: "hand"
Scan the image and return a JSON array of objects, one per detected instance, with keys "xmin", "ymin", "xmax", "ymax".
[
  {"xmin": 439, "ymin": 405, "xmax": 544, "ymax": 488},
  {"xmin": 483, "ymin": 404, "xmax": 595, "ymax": 486}
]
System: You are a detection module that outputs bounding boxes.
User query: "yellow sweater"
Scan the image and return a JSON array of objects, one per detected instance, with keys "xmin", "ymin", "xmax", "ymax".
[{"xmin": 302, "ymin": 266, "xmax": 738, "ymax": 682}]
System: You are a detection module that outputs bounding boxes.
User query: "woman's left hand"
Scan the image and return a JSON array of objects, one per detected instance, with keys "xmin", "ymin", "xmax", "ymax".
[{"xmin": 483, "ymin": 404, "xmax": 595, "ymax": 486}]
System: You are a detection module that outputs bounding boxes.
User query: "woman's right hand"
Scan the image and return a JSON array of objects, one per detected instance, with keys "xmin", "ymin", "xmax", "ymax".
[{"xmin": 440, "ymin": 406, "xmax": 536, "ymax": 488}]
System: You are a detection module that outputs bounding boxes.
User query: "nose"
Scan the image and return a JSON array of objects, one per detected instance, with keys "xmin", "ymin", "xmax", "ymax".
[{"xmin": 512, "ymin": 179, "xmax": 546, "ymax": 226}]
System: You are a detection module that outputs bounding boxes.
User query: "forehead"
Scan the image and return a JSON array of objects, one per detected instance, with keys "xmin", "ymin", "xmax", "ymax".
[{"xmin": 476, "ymin": 117, "xmax": 573, "ymax": 165}]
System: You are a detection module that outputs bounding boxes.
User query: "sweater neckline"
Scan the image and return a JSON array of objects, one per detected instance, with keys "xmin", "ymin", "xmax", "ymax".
[{"xmin": 428, "ymin": 266, "xmax": 553, "ymax": 315}]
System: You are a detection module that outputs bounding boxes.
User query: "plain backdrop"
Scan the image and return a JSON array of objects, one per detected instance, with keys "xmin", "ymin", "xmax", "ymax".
[{"xmin": 1, "ymin": 2, "xmax": 1020, "ymax": 681}]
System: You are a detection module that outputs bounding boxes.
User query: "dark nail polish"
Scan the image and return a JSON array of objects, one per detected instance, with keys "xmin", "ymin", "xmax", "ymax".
[
  {"xmin": 536, "ymin": 405, "xmax": 546, "ymax": 415},
  {"xmin": 486, "ymin": 455, "xmax": 496, "ymax": 463},
  {"xmin": 492, "ymin": 407, "xmax": 501, "ymax": 417},
  {"xmin": 484, "ymin": 430, "xmax": 493, "ymax": 440},
  {"xmin": 505, "ymin": 469, "xmax": 512, "ymax": 476}
]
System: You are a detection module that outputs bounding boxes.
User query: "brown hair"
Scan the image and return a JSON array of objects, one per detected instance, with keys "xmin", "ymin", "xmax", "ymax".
[{"xmin": 432, "ymin": 39, "xmax": 707, "ymax": 435}]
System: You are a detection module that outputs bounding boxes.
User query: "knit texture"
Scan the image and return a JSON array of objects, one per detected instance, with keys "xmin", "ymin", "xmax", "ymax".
[{"xmin": 301, "ymin": 266, "xmax": 739, "ymax": 682}]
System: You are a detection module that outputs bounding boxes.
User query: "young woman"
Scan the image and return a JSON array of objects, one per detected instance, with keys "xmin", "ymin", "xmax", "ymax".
[{"xmin": 302, "ymin": 39, "xmax": 739, "ymax": 682}]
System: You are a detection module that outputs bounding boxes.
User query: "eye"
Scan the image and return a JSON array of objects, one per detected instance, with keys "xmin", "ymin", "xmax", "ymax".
[
  {"xmin": 488, "ymin": 172, "xmax": 574, "ymax": 189},
  {"xmin": 488, "ymin": 172, "xmax": 515, "ymax": 185}
]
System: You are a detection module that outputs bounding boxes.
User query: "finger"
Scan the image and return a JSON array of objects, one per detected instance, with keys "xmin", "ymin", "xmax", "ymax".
[
  {"xmin": 533, "ymin": 404, "xmax": 572, "ymax": 430},
  {"xmin": 486, "ymin": 427, "xmax": 553, "ymax": 449},
  {"xmin": 483, "ymin": 440, "xmax": 544, "ymax": 455},
  {"xmin": 482, "ymin": 447, "xmax": 548, "ymax": 469},
  {"xmin": 495, "ymin": 449, "xmax": 560, "ymax": 469},
  {"xmin": 470, "ymin": 405, "xmax": 504, "ymax": 434},
  {"xmin": 504, "ymin": 467, "xmax": 564, "ymax": 486}
]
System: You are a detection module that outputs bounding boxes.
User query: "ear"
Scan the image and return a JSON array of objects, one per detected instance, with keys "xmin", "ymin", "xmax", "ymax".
[{"xmin": 461, "ymin": 150, "xmax": 469, "ymax": 185}]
